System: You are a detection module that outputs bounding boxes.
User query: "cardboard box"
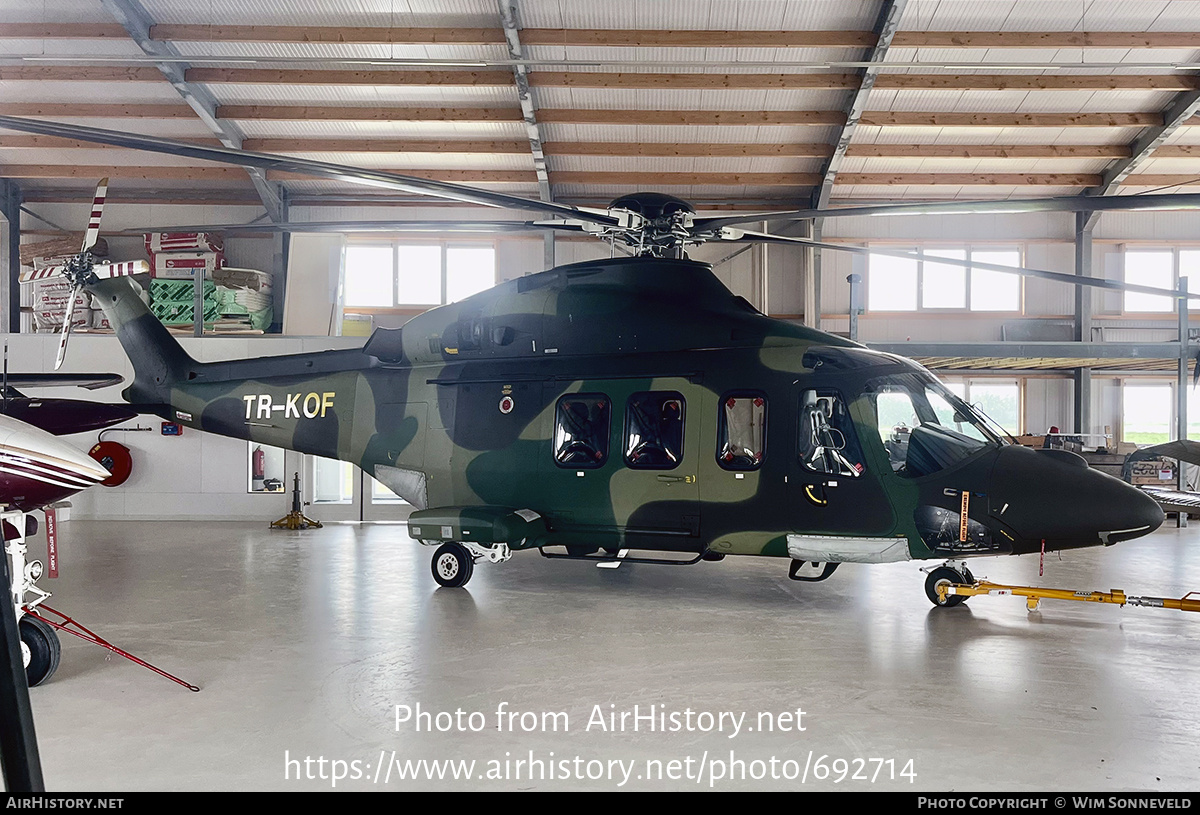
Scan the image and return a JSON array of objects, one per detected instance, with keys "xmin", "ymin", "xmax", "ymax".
[
  {"xmin": 31, "ymin": 280, "xmax": 90, "ymax": 331},
  {"xmin": 145, "ymin": 232, "xmax": 223, "ymax": 254},
  {"xmin": 213, "ymin": 267, "xmax": 272, "ymax": 293},
  {"xmin": 150, "ymin": 250, "xmax": 224, "ymax": 278}
]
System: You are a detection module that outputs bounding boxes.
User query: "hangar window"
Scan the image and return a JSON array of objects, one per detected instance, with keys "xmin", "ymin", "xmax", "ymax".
[
  {"xmin": 624, "ymin": 392, "xmax": 686, "ymax": 470},
  {"xmin": 866, "ymin": 246, "xmax": 1021, "ymax": 313},
  {"xmin": 936, "ymin": 379, "xmax": 1021, "ymax": 436},
  {"xmin": 717, "ymin": 393, "xmax": 766, "ymax": 470},
  {"xmin": 554, "ymin": 394, "xmax": 611, "ymax": 468},
  {"xmin": 1122, "ymin": 382, "xmax": 1172, "ymax": 446},
  {"xmin": 798, "ymin": 389, "xmax": 864, "ymax": 477},
  {"xmin": 343, "ymin": 242, "xmax": 496, "ymax": 310},
  {"xmin": 313, "ymin": 456, "xmax": 354, "ymax": 503},
  {"xmin": 1185, "ymin": 251, "xmax": 1200, "ymax": 311}
]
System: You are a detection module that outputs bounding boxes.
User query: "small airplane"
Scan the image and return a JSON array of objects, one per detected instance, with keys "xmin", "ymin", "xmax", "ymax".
[
  {"xmin": 1, "ymin": 411, "xmax": 112, "ymax": 685},
  {"xmin": 0, "ymin": 114, "xmax": 1192, "ymax": 608}
]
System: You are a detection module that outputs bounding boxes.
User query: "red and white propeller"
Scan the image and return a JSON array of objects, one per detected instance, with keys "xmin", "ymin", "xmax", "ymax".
[{"xmin": 18, "ymin": 177, "xmax": 150, "ymax": 369}]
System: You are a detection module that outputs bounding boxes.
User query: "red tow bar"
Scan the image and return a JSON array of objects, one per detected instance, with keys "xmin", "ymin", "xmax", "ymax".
[{"xmin": 25, "ymin": 605, "xmax": 200, "ymax": 692}]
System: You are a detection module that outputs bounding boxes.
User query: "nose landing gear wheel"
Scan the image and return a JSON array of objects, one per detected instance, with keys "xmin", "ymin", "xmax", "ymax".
[
  {"xmin": 431, "ymin": 542, "xmax": 474, "ymax": 588},
  {"xmin": 925, "ymin": 565, "xmax": 974, "ymax": 608},
  {"xmin": 19, "ymin": 615, "xmax": 61, "ymax": 686}
]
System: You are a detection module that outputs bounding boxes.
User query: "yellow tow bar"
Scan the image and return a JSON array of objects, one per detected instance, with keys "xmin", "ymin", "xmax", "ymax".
[{"xmin": 940, "ymin": 580, "xmax": 1200, "ymax": 613}]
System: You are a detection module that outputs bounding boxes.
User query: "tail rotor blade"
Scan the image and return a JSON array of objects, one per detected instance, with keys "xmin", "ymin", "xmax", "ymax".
[
  {"xmin": 19, "ymin": 264, "xmax": 66, "ymax": 284},
  {"xmin": 90, "ymin": 260, "xmax": 150, "ymax": 279},
  {"xmin": 81, "ymin": 177, "xmax": 109, "ymax": 254},
  {"xmin": 54, "ymin": 287, "xmax": 80, "ymax": 371}
]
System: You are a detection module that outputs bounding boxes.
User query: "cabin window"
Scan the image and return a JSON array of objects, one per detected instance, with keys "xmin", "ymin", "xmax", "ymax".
[
  {"xmin": 717, "ymin": 393, "xmax": 766, "ymax": 470},
  {"xmin": 798, "ymin": 389, "xmax": 865, "ymax": 478},
  {"xmin": 554, "ymin": 394, "xmax": 611, "ymax": 468},
  {"xmin": 624, "ymin": 392, "xmax": 686, "ymax": 470}
]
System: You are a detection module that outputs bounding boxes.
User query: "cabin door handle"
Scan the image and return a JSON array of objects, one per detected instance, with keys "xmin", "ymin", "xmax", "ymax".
[{"xmin": 657, "ymin": 475, "xmax": 684, "ymax": 483}]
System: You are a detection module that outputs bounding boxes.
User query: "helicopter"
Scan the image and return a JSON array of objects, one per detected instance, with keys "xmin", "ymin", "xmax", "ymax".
[{"xmin": 0, "ymin": 114, "xmax": 1193, "ymax": 606}]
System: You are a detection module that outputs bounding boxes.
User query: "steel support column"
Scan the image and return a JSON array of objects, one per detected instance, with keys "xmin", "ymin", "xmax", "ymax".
[
  {"xmin": 1075, "ymin": 211, "xmax": 1094, "ymax": 435},
  {"xmin": 808, "ymin": 220, "xmax": 822, "ymax": 330},
  {"xmin": 0, "ymin": 179, "xmax": 19, "ymax": 334},
  {"xmin": 1178, "ymin": 282, "xmax": 1190, "ymax": 527}
]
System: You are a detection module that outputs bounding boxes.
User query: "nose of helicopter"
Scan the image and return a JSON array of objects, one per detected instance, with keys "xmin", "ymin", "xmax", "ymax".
[{"xmin": 989, "ymin": 445, "xmax": 1164, "ymax": 549}]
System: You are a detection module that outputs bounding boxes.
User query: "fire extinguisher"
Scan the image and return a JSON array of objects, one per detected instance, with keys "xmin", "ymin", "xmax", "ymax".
[{"xmin": 252, "ymin": 445, "xmax": 265, "ymax": 491}]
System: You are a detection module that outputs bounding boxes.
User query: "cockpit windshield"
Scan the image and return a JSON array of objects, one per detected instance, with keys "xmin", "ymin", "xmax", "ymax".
[{"xmin": 866, "ymin": 373, "xmax": 1004, "ymax": 478}]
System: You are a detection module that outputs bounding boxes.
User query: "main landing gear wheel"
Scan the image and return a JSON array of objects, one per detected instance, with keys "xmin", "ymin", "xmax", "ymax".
[
  {"xmin": 925, "ymin": 565, "xmax": 974, "ymax": 608},
  {"xmin": 431, "ymin": 542, "xmax": 474, "ymax": 588},
  {"xmin": 19, "ymin": 615, "xmax": 61, "ymax": 686}
]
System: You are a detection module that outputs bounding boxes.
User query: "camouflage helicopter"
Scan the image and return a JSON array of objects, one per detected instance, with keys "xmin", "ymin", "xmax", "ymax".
[{"xmin": 1, "ymin": 115, "xmax": 1193, "ymax": 606}]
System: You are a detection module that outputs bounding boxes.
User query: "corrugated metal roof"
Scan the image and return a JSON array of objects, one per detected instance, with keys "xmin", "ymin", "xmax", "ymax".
[
  {"xmin": 3, "ymin": 0, "xmax": 1199, "ymax": 209},
  {"xmin": 0, "ymin": 0, "xmax": 115, "ymax": 23},
  {"xmin": 206, "ymin": 84, "xmax": 520, "ymax": 106},
  {"xmin": 142, "ymin": 0, "xmax": 498, "ymax": 26},
  {"xmin": 231, "ymin": 119, "xmax": 529, "ymax": 138}
]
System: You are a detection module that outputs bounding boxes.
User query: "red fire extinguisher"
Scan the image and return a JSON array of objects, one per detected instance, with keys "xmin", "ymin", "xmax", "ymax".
[{"xmin": 252, "ymin": 445, "xmax": 266, "ymax": 491}]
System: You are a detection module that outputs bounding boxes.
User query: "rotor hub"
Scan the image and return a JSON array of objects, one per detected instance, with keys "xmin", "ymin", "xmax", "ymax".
[{"xmin": 605, "ymin": 193, "xmax": 699, "ymax": 257}]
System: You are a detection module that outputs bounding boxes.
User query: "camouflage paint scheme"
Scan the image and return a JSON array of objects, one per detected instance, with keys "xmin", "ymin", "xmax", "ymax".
[{"xmin": 84, "ymin": 256, "xmax": 1163, "ymax": 568}]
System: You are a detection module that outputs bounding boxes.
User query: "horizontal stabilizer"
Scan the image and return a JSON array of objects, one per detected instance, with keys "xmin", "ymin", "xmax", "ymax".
[{"xmin": 3, "ymin": 373, "xmax": 124, "ymax": 390}]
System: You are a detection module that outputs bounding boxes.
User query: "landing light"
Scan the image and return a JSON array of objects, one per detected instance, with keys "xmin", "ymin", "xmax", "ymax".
[{"xmin": 25, "ymin": 560, "xmax": 43, "ymax": 581}]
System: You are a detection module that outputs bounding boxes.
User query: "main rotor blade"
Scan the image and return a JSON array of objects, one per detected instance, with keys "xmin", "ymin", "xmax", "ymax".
[
  {"xmin": 731, "ymin": 230, "xmax": 1200, "ymax": 301},
  {"xmin": 697, "ymin": 192, "xmax": 1200, "ymax": 231},
  {"xmin": 81, "ymin": 177, "xmax": 108, "ymax": 253},
  {"xmin": 106, "ymin": 220, "xmax": 589, "ymax": 236},
  {"xmin": 0, "ymin": 115, "xmax": 619, "ymax": 228}
]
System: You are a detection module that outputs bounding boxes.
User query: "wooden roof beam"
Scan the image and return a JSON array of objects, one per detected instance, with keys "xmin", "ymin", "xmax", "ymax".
[
  {"xmin": 4, "ymin": 105, "xmax": 1194, "ymax": 129},
  {"xmin": 136, "ymin": 25, "xmax": 1200, "ymax": 49},
  {"xmin": 16, "ymin": 165, "xmax": 1200, "ymax": 187},
  {"xmin": 18, "ymin": 138, "xmax": 1190, "ymax": 160}
]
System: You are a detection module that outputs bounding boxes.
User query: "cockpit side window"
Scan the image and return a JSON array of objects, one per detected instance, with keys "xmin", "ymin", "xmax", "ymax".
[
  {"xmin": 554, "ymin": 394, "xmax": 610, "ymax": 468},
  {"xmin": 866, "ymin": 373, "xmax": 999, "ymax": 479},
  {"xmin": 717, "ymin": 393, "xmax": 766, "ymax": 470},
  {"xmin": 625, "ymin": 391, "xmax": 685, "ymax": 470},
  {"xmin": 798, "ymin": 389, "xmax": 865, "ymax": 478}
]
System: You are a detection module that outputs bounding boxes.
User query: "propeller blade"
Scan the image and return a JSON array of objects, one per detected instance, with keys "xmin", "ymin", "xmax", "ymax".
[
  {"xmin": 90, "ymin": 260, "xmax": 150, "ymax": 279},
  {"xmin": 728, "ymin": 229, "xmax": 1200, "ymax": 301},
  {"xmin": 81, "ymin": 177, "xmax": 109, "ymax": 253},
  {"xmin": 0, "ymin": 115, "xmax": 620, "ymax": 228},
  {"xmin": 696, "ymin": 192, "xmax": 1200, "ymax": 231},
  {"xmin": 54, "ymin": 286, "xmax": 80, "ymax": 371}
]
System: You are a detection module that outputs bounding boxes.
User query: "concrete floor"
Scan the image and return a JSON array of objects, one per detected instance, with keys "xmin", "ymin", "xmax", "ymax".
[{"xmin": 16, "ymin": 519, "xmax": 1200, "ymax": 791}]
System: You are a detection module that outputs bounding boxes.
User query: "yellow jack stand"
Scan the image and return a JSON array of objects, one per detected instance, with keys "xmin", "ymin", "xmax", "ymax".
[
  {"xmin": 940, "ymin": 579, "xmax": 1200, "ymax": 613},
  {"xmin": 270, "ymin": 472, "xmax": 322, "ymax": 530}
]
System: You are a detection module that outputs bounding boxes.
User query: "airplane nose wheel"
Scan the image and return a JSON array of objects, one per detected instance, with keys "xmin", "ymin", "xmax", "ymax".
[
  {"xmin": 19, "ymin": 615, "xmax": 62, "ymax": 686},
  {"xmin": 431, "ymin": 542, "xmax": 475, "ymax": 588},
  {"xmin": 925, "ymin": 565, "xmax": 974, "ymax": 608}
]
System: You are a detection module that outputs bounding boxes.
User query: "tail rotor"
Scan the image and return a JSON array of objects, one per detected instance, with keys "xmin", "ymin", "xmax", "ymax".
[{"xmin": 18, "ymin": 178, "xmax": 149, "ymax": 369}]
